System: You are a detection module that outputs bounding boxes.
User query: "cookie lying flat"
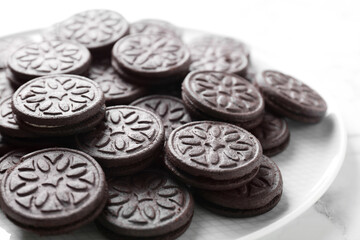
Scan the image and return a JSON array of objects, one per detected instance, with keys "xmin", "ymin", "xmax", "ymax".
[
  {"xmin": 57, "ymin": 9, "xmax": 129, "ymax": 55},
  {"xmin": 182, "ymin": 71, "xmax": 264, "ymax": 130},
  {"xmin": 75, "ymin": 106, "xmax": 165, "ymax": 176},
  {"xmin": 0, "ymin": 148, "xmax": 107, "ymax": 235},
  {"xmin": 194, "ymin": 155, "xmax": 283, "ymax": 217},
  {"xmin": 251, "ymin": 112, "xmax": 290, "ymax": 156},
  {"xmin": 12, "ymin": 74, "xmax": 105, "ymax": 136},
  {"xmin": 165, "ymin": 121, "xmax": 262, "ymax": 190},
  {"xmin": 131, "ymin": 95, "xmax": 192, "ymax": 140},
  {"xmin": 8, "ymin": 40, "xmax": 91, "ymax": 82},
  {"xmin": 256, "ymin": 70, "xmax": 327, "ymax": 123},
  {"xmin": 88, "ymin": 59, "xmax": 146, "ymax": 105},
  {"xmin": 188, "ymin": 35, "xmax": 249, "ymax": 76},
  {"xmin": 96, "ymin": 170, "xmax": 194, "ymax": 240}
]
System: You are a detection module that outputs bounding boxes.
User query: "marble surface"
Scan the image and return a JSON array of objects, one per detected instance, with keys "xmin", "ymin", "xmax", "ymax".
[{"xmin": 0, "ymin": 0, "xmax": 359, "ymax": 239}]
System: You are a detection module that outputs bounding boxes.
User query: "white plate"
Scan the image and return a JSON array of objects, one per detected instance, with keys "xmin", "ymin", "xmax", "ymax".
[{"xmin": 0, "ymin": 30, "xmax": 347, "ymax": 240}]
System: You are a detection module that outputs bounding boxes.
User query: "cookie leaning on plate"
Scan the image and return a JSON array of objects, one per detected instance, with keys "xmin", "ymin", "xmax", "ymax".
[
  {"xmin": 165, "ymin": 121, "xmax": 263, "ymax": 190},
  {"xmin": 0, "ymin": 148, "xmax": 108, "ymax": 235}
]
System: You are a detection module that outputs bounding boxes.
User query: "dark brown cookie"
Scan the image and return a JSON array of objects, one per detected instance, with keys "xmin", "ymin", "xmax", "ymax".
[
  {"xmin": 12, "ymin": 74, "xmax": 105, "ymax": 127},
  {"xmin": 57, "ymin": 10, "xmax": 129, "ymax": 55},
  {"xmin": 75, "ymin": 106, "xmax": 165, "ymax": 176},
  {"xmin": 165, "ymin": 121, "xmax": 262, "ymax": 190},
  {"xmin": 88, "ymin": 60, "xmax": 146, "ymax": 105},
  {"xmin": 0, "ymin": 149, "xmax": 31, "ymax": 182},
  {"xmin": 0, "ymin": 70, "xmax": 14, "ymax": 100},
  {"xmin": 251, "ymin": 112, "xmax": 290, "ymax": 156},
  {"xmin": 8, "ymin": 40, "xmax": 91, "ymax": 82},
  {"xmin": 96, "ymin": 170, "xmax": 194, "ymax": 240},
  {"xmin": 194, "ymin": 155, "xmax": 283, "ymax": 217},
  {"xmin": 182, "ymin": 71, "xmax": 264, "ymax": 130},
  {"xmin": 130, "ymin": 19, "xmax": 181, "ymax": 37},
  {"xmin": 0, "ymin": 148, "xmax": 107, "ymax": 235},
  {"xmin": 0, "ymin": 134, "xmax": 12, "ymax": 156},
  {"xmin": 112, "ymin": 34, "xmax": 190, "ymax": 79},
  {"xmin": 2, "ymin": 134, "xmax": 74, "ymax": 149},
  {"xmin": 256, "ymin": 70, "xmax": 327, "ymax": 123},
  {"xmin": 131, "ymin": 95, "xmax": 192, "ymax": 140},
  {"xmin": 0, "ymin": 96, "xmax": 37, "ymax": 138},
  {"xmin": 188, "ymin": 35, "xmax": 249, "ymax": 76}
]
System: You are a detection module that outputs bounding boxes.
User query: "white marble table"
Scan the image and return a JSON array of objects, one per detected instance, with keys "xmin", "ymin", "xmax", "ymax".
[{"xmin": 0, "ymin": 0, "xmax": 359, "ymax": 239}]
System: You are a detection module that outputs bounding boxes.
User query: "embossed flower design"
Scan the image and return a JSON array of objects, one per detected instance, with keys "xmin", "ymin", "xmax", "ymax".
[
  {"xmin": 13, "ymin": 41, "xmax": 84, "ymax": 73},
  {"xmin": 191, "ymin": 72, "xmax": 259, "ymax": 112},
  {"xmin": 89, "ymin": 64, "xmax": 134, "ymax": 97},
  {"xmin": 19, "ymin": 77, "xmax": 96, "ymax": 116},
  {"xmin": 176, "ymin": 123, "xmax": 255, "ymax": 168},
  {"xmin": 59, "ymin": 10, "xmax": 128, "ymax": 47},
  {"xmin": 106, "ymin": 173, "xmax": 185, "ymax": 224},
  {"xmin": 8, "ymin": 153, "xmax": 95, "ymax": 212},
  {"xmin": 119, "ymin": 35, "xmax": 185, "ymax": 70},
  {"xmin": 0, "ymin": 98, "xmax": 17, "ymax": 126},
  {"xmin": 88, "ymin": 109, "xmax": 158, "ymax": 156},
  {"xmin": 264, "ymin": 71, "xmax": 324, "ymax": 107}
]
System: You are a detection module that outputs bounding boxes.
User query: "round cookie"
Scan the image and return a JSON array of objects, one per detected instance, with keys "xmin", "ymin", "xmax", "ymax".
[
  {"xmin": 0, "ymin": 148, "xmax": 107, "ymax": 235},
  {"xmin": 182, "ymin": 71, "xmax": 264, "ymax": 130},
  {"xmin": 188, "ymin": 35, "xmax": 249, "ymax": 76},
  {"xmin": 12, "ymin": 74, "xmax": 105, "ymax": 127},
  {"xmin": 75, "ymin": 106, "xmax": 165, "ymax": 176},
  {"xmin": 88, "ymin": 60, "xmax": 146, "ymax": 105},
  {"xmin": 194, "ymin": 155, "xmax": 283, "ymax": 217},
  {"xmin": 130, "ymin": 19, "xmax": 181, "ymax": 37},
  {"xmin": 256, "ymin": 70, "xmax": 327, "ymax": 123},
  {"xmin": 96, "ymin": 170, "xmax": 194, "ymax": 240},
  {"xmin": 251, "ymin": 112, "xmax": 290, "ymax": 156},
  {"xmin": 131, "ymin": 95, "xmax": 192, "ymax": 140},
  {"xmin": 165, "ymin": 121, "xmax": 263, "ymax": 190},
  {"xmin": 112, "ymin": 34, "xmax": 190, "ymax": 79},
  {"xmin": 0, "ymin": 149, "xmax": 31, "ymax": 182},
  {"xmin": 57, "ymin": 9, "xmax": 129, "ymax": 54},
  {"xmin": 0, "ymin": 96, "xmax": 37, "ymax": 138},
  {"xmin": 8, "ymin": 40, "xmax": 91, "ymax": 82}
]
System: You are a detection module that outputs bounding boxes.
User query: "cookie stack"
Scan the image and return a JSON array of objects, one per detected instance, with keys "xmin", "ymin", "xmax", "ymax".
[{"xmin": 0, "ymin": 8, "xmax": 329, "ymax": 240}]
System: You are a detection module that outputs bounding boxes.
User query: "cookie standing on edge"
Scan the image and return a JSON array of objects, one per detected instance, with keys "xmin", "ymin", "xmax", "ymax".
[
  {"xmin": 194, "ymin": 155, "xmax": 283, "ymax": 217},
  {"xmin": 131, "ymin": 95, "xmax": 192, "ymax": 140},
  {"xmin": 75, "ymin": 106, "xmax": 165, "ymax": 176},
  {"xmin": 251, "ymin": 112, "xmax": 290, "ymax": 157},
  {"xmin": 88, "ymin": 60, "xmax": 146, "ymax": 105},
  {"xmin": 182, "ymin": 71, "xmax": 264, "ymax": 130},
  {"xmin": 96, "ymin": 170, "xmax": 194, "ymax": 240},
  {"xmin": 8, "ymin": 40, "xmax": 91, "ymax": 82},
  {"xmin": 11, "ymin": 74, "xmax": 105, "ymax": 136},
  {"xmin": 256, "ymin": 70, "xmax": 327, "ymax": 123},
  {"xmin": 57, "ymin": 9, "xmax": 129, "ymax": 55},
  {"xmin": 0, "ymin": 148, "xmax": 107, "ymax": 235},
  {"xmin": 165, "ymin": 121, "xmax": 263, "ymax": 190}
]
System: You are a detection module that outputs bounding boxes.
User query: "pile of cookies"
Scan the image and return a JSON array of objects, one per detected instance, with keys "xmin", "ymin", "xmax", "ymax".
[{"xmin": 0, "ymin": 9, "xmax": 327, "ymax": 239}]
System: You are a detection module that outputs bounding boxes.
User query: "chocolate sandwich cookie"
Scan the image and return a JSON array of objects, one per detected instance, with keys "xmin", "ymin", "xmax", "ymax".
[
  {"xmin": 96, "ymin": 170, "xmax": 194, "ymax": 240},
  {"xmin": 57, "ymin": 9, "xmax": 129, "ymax": 55},
  {"xmin": 88, "ymin": 59, "xmax": 146, "ymax": 105},
  {"xmin": 112, "ymin": 34, "xmax": 190, "ymax": 80},
  {"xmin": 182, "ymin": 71, "xmax": 264, "ymax": 130},
  {"xmin": 8, "ymin": 40, "xmax": 91, "ymax": 82},
  {"xmin": 256, "ymin": 70, "xmax": 327, "ymax": 123},
  {"xmin": 194, "ymin": 155, "xmax": 283, "ymax": 217},
  {"xmin": 130, "ymin": 19, "xmax": 181, "ymax": 37},
  {"xmin": 188, "ymin": 35, "xmax": 249, "ymax": 76},
  {"xmin": 251, "ymin": 112, "xmax": 290, "ymax": 156},
  {"xmin": 165, "ymin": 121, "xmax": 263, "ymax": 190},
  {"xmin": 0, "ymin": 149, "xmax": 31, "ymax": 182},
  {"xmin": 131, "ymin": 95, "xmax": 192, "ymax": 140},
  {"xmin": 12, "ymin": 74, "xmax": 105, "ymax": 135},
  {"xmin": 75, "ymin": 106, "xmax": 165, "ymax": 176},
  {"xmin": 0, "ymin": 70, "xmax": 14, "ymax": 100},
  {"xmin": 0, "ymin": 148, "xmax": 107, "ymax": 235}
]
